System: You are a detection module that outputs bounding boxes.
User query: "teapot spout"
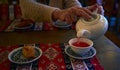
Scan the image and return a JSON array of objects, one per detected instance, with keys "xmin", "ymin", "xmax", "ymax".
[{"xmin": 77, "ymin": 30, "xmax": 91, "ymax": 38}]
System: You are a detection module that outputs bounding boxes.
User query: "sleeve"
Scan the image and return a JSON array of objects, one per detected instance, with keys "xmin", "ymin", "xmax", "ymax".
[
  {"xmin": 63, "ymin": 0, "xmax": 82, "ymax": 8},
  {"xmin": 19, "ymin": 0, "xmax": 59, "ymax": 22}
]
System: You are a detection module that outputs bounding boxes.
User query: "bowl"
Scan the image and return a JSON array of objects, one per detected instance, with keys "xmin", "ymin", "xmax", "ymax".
[{"xmin": 68, "ymin": 37, "xmax": 93, "ymax": 55}]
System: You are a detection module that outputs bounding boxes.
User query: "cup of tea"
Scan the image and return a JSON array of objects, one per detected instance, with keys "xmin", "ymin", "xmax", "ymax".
[{"xmin": 68, "ymin": 37, "xmax": 93, "ymax": 55}]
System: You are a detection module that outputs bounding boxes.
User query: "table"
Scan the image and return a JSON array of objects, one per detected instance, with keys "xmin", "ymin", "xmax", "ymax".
[{"xmin": 0, "ymin": 30, "xmax": 120, "ymax": 70}]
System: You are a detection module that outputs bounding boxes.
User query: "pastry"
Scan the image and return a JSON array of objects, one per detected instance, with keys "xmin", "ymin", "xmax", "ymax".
[{"xmin": 22, "ymin": 46, "xmax": 35, "ymax": 58}]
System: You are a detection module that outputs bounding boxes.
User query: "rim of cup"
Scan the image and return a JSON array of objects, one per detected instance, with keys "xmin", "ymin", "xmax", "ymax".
[{"xmin": 68, "ymin": 37, "xmax": 93, "ymax": 49}]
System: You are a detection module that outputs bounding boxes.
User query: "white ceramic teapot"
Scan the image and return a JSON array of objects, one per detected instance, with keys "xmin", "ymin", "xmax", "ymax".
[{"xmin": 76, "ymin": 14, "xmax": 108, "ymax": 40}]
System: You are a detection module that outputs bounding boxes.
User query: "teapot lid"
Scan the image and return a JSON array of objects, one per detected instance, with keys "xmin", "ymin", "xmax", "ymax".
[{"xmin": 81, "ymin": 14, "xmax": 100, "ymax": 25}]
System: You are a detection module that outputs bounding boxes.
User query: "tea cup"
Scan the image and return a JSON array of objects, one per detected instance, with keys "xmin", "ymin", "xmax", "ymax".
[{"xmin": 68, "ymin": 37, "xmax": 93, "ymax": 55}]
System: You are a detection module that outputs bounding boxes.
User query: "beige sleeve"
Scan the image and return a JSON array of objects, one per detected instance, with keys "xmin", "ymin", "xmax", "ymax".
[
  {"xmin": 19, "ymin": 0, "xmax": 59, "ymax": 22},
  {"xmin": 64, "ymin": 0, "xmax": 82, "ymax": 8}
]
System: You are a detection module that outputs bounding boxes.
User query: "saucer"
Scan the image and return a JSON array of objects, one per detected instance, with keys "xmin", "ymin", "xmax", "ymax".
[
  {"xmin": 14, "ymin": 23, "xmax": 33, "ymax": 30},
  {"xmin": 53, "ymin": 20, "xmax": 72, "ymax": 28},
  {"xmin": 65, "ymin": 45, "xmax": 96, "ymax": 59}
]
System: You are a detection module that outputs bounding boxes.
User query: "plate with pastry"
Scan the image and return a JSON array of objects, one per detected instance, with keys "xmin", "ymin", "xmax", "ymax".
[
  {"xmin": 8, "ymin": 46, "xmax": 42, "ymax": 64},
  {"xmin": 14, "ymin": 20, "xmax": 33, "ymax": 30}
]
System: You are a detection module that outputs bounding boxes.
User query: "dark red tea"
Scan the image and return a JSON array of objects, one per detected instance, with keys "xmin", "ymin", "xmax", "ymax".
[{"xmin": 72, "ymin": 41, "xmax": 90, "ymax": 47}]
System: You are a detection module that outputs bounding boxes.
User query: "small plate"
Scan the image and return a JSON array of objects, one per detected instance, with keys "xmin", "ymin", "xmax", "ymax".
[
  {"xmin": 53, "ymin": 20, "xmax": 72, "ymax": 28},
  {"xmin": 65, "ymin": 45, "xmax": 96, "ymax": 59},
  {"xmin": 14, "ymin": 23, "xmax": 33, "ymax": 30},
  {"xmin": 8, "ymin": 47, "xmax": 42, "ymax": 64}
]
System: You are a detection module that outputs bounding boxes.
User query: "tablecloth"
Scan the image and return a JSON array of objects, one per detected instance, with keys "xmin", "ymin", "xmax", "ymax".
[
  {"xmin": 0, "ymin": 43, "xmax": 104, "ymax": 70},
  {"xmin": 0, "ymin": 19, "xmax": 75, "ymax": 32}
]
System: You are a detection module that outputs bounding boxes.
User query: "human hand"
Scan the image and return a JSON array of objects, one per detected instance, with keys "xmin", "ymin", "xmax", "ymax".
[
  {"xmin": 86, "ymin": 4, "xmax": 104, "ymax": 15},
  {"xmin": 52, "ymin": 6, "xmax": 93, "ymax": 24}
]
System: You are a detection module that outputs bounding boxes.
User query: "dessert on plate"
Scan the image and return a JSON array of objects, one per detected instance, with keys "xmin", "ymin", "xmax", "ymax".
[{"xmin": 22, "ymin": 46, "xmax": 35, "ymax": 58}]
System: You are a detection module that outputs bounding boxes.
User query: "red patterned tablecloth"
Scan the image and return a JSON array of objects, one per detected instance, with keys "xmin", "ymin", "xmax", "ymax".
[
  {"xmin": 0, "ymin": 19, "xmax": 75, "ymax": 32},
  {"xmin": 0, "ymin": 43, "xmax": 104, "ymax": 70}
]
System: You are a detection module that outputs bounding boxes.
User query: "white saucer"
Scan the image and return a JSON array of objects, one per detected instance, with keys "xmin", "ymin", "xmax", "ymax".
[{"xmin": 65, "ymin": 45, "xmax": 96, "ymax": 59}]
